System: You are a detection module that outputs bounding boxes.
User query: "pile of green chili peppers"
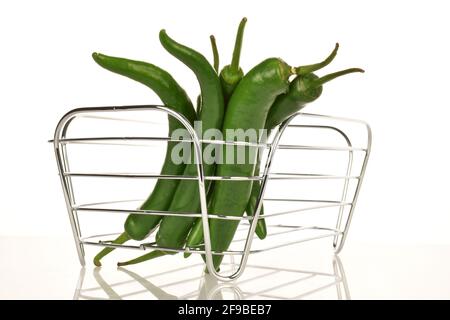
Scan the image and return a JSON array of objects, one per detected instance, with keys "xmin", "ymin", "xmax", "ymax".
[{"xmin": 91, "ymin": 18, "xmax": 364, "ymax": 270}]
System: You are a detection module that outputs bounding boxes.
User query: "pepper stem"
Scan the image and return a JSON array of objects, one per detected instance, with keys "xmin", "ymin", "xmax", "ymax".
[
  {"xmin": 210, "ymin": 35, "xmax": 219, "ymax": 73},
  {"xmin": 117, "ymin": 250, "xmax": 166, "ymax": 267},
  {"xmin": 314, "ymin": 68, "xmax": 365, "ymax": 86},
  {"xmin": 295, "ymin": 43, "xmax": 339, "ymax": 75},
  {"xmin": 93, "ymin": 232, "xmax": 130, "ymax": 266},
  {"xmin": 230, "ymin": 17, "xmax": 247, "ymax": 72}
]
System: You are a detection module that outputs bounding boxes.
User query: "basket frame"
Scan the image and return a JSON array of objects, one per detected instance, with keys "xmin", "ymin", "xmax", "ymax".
[{"xmin": 52, "ymin": 105, "xmax": 371, "ymax": 281}]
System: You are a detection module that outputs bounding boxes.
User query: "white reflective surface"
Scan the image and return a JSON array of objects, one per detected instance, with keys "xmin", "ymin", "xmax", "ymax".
[{"xmin": 1, "ymin": 236, "xmax": 450, "ymax": 299}]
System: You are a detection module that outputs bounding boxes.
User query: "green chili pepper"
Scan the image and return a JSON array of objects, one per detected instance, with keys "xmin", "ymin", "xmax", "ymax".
[
  {"xmin": 208, "ymin": 57, "xmax": 293, "ymax": 270},
  {"xmin": 117, "ymin": 45, "xmax": 363, "ymax": 268},
  {"xmin": 208, "ymin": 55, "xmax": 364, "ymax": 270},
  {"xmin": 90, "ymin": 53, "xmax": 195, "ymax": 266},
  {"xmin": 117, "ymin": 30, "xmax": 225, "ymax": 267},
  {"xmin": 118, "ymin": 30, "xmax": 224, "ymax": 266},
  {"xmin": 184, "ymin": 153, "xmax": 265, "ymax": 254},
  {"xmin": 184, "ymin": 44, "xmax": 344, "ymax": 248},
  {"xmin": 246, "ymin": 43, "xmax": 341, "ymax": 239},
  {"xmin": 219, "ymin": 17, "xmax": 247, "ymax": 102},
  {"xmin": 246, "ymin": 51, "xmax": 364, "ymax": 243},
  {"xmin": 183, "ymin": 51, "xmax": 364, "ymax": 262},
  {"xmin": 120, "ymin": 58, "xmax": 286, "ymax": 267},
  {"xmin": 244, "ymin": 68, "xmax": 364, "ymax": 241},
  {"xmin": 155, "ymin": 30, "xmax": 225, "ymax": 250},
  {"xmin": 183, "ymin": 19, "xmax": 248, "ymax": 254},
  {"xmin": 266, "ymin": 68, "xmax": 364, "ymax": 130}
]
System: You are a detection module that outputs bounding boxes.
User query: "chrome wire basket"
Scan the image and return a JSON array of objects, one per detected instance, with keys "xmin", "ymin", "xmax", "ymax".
[{"xmin": 52, "ymin": 105, "xmax": 371, "ymax": 281}]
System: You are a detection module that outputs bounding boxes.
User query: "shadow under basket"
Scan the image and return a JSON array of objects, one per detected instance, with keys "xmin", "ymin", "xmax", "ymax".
[{"xmin": 51, "ymin": 104, "xmax": 371, "ymax": 281}]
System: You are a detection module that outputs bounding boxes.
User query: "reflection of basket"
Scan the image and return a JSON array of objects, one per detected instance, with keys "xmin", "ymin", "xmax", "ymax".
[
  {"xmin": 74, "ymin": 255, "xmax": 350, "ymax": 300},
  {"xmin": 52, "ymin": 105, "xmax": 371, "ymax": 281}
]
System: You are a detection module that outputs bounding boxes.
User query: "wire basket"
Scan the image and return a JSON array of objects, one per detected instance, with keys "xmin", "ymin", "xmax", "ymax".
[{"xmin": 52, "ymin": 105, "xmax": 371, "ymax": 281}]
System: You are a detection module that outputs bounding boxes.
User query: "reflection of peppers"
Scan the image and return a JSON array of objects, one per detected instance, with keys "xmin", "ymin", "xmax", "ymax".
[
  {"xmin": 219, "ymin": 17, "xmax": 247, "ymax": 103},
  {"xmin": 93, "ymin": 267, "xmax": 121, "ymax": 300},
  {"xmin": 118, "ymin": 267, "xmax": 177, "ymax": 300},
  {"xmin": 90, "ymin": 54, "xmax": 196, "ymax": 266}
]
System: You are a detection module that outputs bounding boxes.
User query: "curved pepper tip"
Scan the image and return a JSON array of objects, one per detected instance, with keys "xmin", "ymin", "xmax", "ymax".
[
  {"xmin": 91, "ymin": 52, "xmax": 102, "ymax": 62},
  {"xmin": 93, "ymin": 259, "xmax": 102, "ymax": 267},
  {"xmin": 347, "ymin": 68, "xmax": 365, "ymax": 73},
  {"xmin": 159, "ymin": 29, "xmax": 170, "ymax": 43}
]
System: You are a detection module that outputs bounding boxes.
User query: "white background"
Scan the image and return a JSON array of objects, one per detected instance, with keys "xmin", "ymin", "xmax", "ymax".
[{"xmin": 1, "ymin": 0, "xmax": 449, "ymax": 246}]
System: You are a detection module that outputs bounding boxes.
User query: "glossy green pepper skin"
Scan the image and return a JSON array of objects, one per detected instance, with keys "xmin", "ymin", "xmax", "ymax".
[
  {"xmin": 90, "ymin": 53, "xmax": 196, "ymax": 266},
  {"xmin": 115, "ymin": 41, "xmax": 364, "ymax": 269},
  {"xmin": 245, "ymin": 45, "xmax": 364, "ymax": 242},
  {"xmin": 184, "ymin": 52, "xmax": 365, "ymax": 255},
  {"xmin": 208, "ymin": 58, "xmax": 292, "ymax": 269},
  {"xmin": 183, "ymin": 18, "xmax": 249, "ymax": 252},
  {"xmin": 208, "ymin": 65, "xmax": 364, "ymax": 269},
  {"xmin": 121, "ymin": 58, "xmax": 291, "ymax": 267},
  {"xmin": 155, "ymin": 30, "xmax": 225, "ymax": 251}
]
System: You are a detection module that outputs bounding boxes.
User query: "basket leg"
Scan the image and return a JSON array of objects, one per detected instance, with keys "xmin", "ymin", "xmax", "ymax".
[
  {"xmin": 54, "ymin": 142, "xmax": 86, "ymax": 266},
  {"xmin": 332, "ymin": 151, "xmax": 353, "ymax": 250},
  {"xmin": 336, "ymin": 121, "xmax": 372, "ymax": 253},
  {"xmin": 334, "ymin": 145, "xmax": 371, "ymax": 253},
  {"xmin": 61, "ymin": 144, "xmax": 84, "ymax": 250},
  {"xmin": 63, "ymin": 179, "xmax": 86, "ymax": 266},
  {"xmin": 61, "ymin": 143, "xmax": 86, "ymax": 263},
  {"xmin": 332, "ymin": 127, "xmax": 354, "ymax": 250},
  {"xmin": 70, "ymin": 212, "xmax": 86, "ymax": 266}
]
